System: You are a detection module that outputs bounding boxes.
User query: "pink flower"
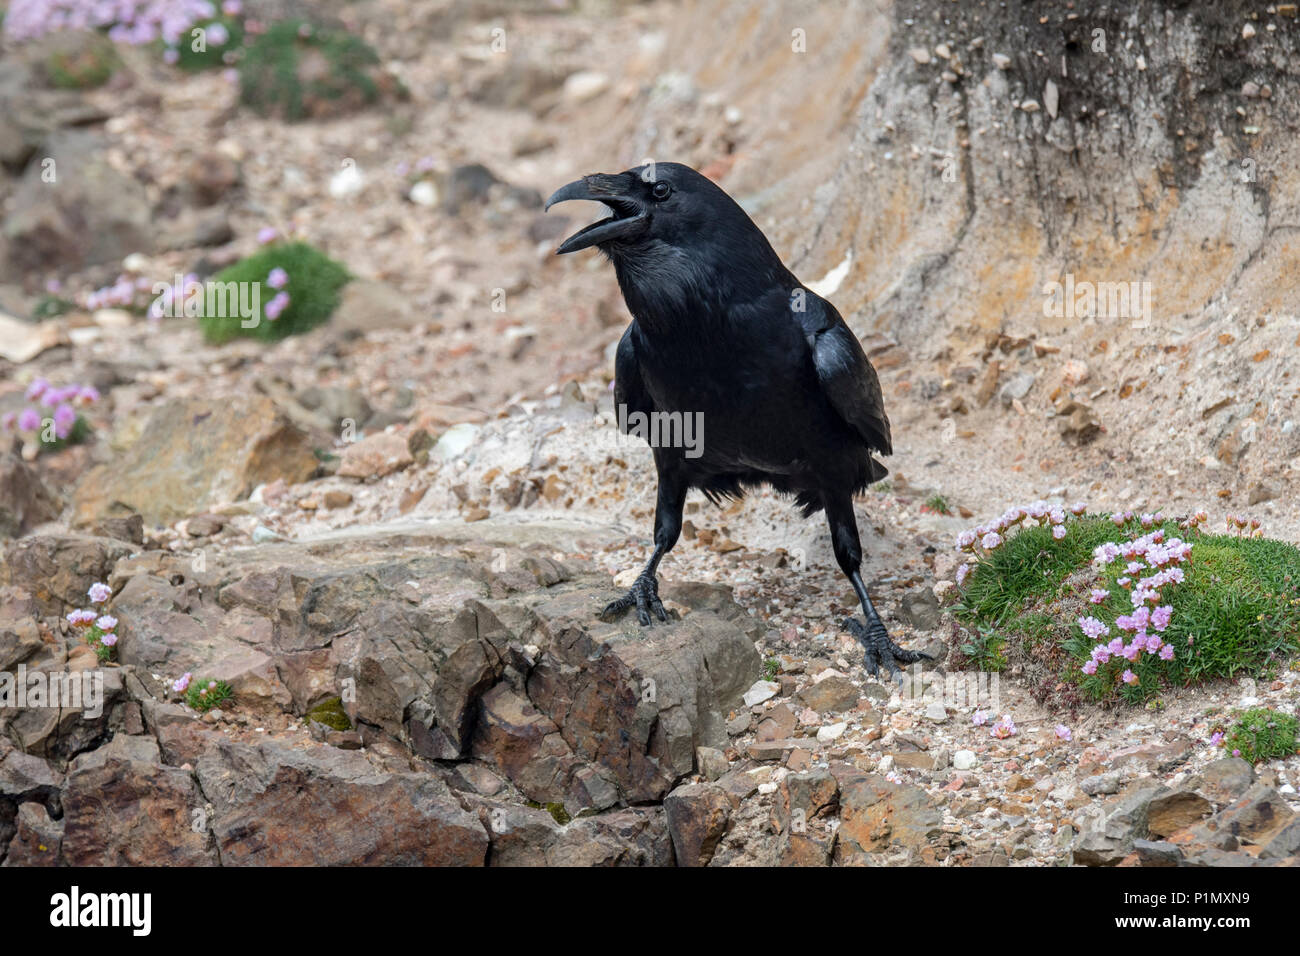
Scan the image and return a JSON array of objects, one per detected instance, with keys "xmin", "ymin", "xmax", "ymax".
[
  {"xmin": 53, "ymin": 403, "xmax": 76, "ymax": 439},
  {"xmin": 1055, "ymin": 724, "xmax": 1072, "ymax": 741},
  {"xmin": 981, "ymin": 531, "xmax": 1003, "ymax": 550},
  {"xmin": 1209, "ymin": 731, "xmax": 1224, "ymax": 746},
  {"xmin": 1052, "ymin": 525, "xmax": 1067, "ymax": 540},
  {"xmin": 991, "ymin": 715, "xmax": 1018, "ymax": 739},
  {"xmin": 267, "ymin": 267, "xmax": 288, "ymax": 290},
  {"xmin": 1158, "ymin": 643, "xmax": 1174, "ymax": 661},
  {"xmin": 1151, "ymin": 605, "xmax": 1173, "ymax": 632},
  {"xmin": 972, "ymin": 710, "xmax": 989, "ymax": 727},
  {"xmin": 257, "ymin": 227, "xmax": 278, "ymax": 244},
  {"xmin": 1078, "ymin": 616, "xmax": 1109, "ymax": 641},
  {"xmin": 65, "ymin": 609, "xmax": 96, "ymax": 627},
  {"xmin": 1121, "ymin": 669, "xmax": 1138, "ymax": 685},
  {"xmin": 1081, "ymin": 659, "xmax": 1098, "ymax": 675},
  {"xmin": 1089, "ymin": 589, "xmax": 1109, "ymax": 604},
  {"xmin": 25, "ymin": 378, "xmax": 49, "ymax": 401},
  {"xmin": 264, "ymin": 291, "xmax": 291, "ymax": 321},
  {"xmin": 17, "ymin": 408, "xmax": 40, "ymax": 432},
  {"xmin": 173, "ymin": 672, "xmax": 193, "ymax": 693},
  {"xmin": 956, "ymin": 530, "xmax": 976, "ymax": 550},
  {"xmin": 95, "ymin": 615, "xmax": 117, "ymax": 632},
  {"xmin": 956, "ymin": 563, "xmax": 972, "ymax": 586},
  {"xmin": 1070, "ymin": 502, "xmax": 1087, "ymax": 515},
  {"xmin": 100, "ymin": 632, "xmax": 117, "ymax": 647},
  {"xmin": 87, "ymin": 582, "xmax": 111, "ymax": 604}
]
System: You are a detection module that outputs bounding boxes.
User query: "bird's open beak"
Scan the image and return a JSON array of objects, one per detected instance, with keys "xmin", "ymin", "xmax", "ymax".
[{"xmin": 545, "ymin": 174, "xmax": 646, "ymax": 254}]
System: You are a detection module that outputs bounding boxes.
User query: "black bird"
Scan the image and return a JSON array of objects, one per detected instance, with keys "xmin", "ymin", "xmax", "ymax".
[{"xmin": 546, "ymin": 162, "xmax": 931, "ymax": 679}]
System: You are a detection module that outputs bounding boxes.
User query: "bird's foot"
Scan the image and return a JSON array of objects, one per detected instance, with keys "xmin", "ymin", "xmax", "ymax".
[
  {"xmin": 844, "ymin": 616, "xmax": 934, "ymax": 681},
  {"xmin": 601, "ymin": 573, "xmax": 666, "ymax": 626}
]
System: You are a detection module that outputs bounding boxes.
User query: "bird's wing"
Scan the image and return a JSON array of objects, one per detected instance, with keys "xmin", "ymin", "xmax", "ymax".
[
  {"xmin": 797, "ymin": 293, "xmax": 892, "ymax": 455},
  {"xmin": 614, "ymin": 323, "xmax": 654, "ymax": 421}
]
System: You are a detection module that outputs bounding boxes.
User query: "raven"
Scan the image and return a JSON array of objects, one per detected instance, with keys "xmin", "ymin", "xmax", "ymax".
[{"xmin": 546, "ymin": 162, "xmax": 931, "ymax": 678}]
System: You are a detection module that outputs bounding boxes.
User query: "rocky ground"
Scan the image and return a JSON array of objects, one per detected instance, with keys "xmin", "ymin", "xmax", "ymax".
[{"xmin": 1, "ymin": 0, "xmax": 1299, "ymax": 866}]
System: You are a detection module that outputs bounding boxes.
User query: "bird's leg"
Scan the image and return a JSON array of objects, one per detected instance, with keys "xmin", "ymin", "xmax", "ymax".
[
  {"xmin": 825, "ymin": 496, "xmax": 933, "ymax": 680},
  {"xmin": 601, "ymin": 471, "xmax": 686, "ymax": 626}
]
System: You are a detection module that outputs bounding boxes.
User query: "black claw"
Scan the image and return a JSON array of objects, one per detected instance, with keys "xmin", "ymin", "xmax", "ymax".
[
  {"xmin": 845, "ymin": 616, "xmax": 932, "ymax": 681},
  {"xmin": 601, "ymin": 574, "xmax": 665, "ymax": 626}
]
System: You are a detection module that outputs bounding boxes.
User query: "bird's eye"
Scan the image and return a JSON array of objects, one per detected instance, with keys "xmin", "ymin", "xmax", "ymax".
[{"xmin": 651, "ymin": 181, "xmax": 673, "ymax": 201}]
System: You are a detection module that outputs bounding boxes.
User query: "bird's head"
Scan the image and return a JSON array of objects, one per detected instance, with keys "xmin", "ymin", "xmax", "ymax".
[{"xmin": 545, "ymin": 162, "xmax": 755, "ymax": 258}]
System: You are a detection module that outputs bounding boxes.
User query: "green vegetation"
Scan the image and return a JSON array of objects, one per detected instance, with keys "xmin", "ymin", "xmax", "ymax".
[
  {"xmin": 174, "ymin": 15, "xmax": 245, "ymax": 71},
  {"xmin": 955, "ymin": 515, "xmax": 1300, "ymax": 704},
  {"xmin": 763, "ymin": 657, "xmax": 780, "ymax": 681},
  {"xmin": 923, "ymin": 493, "xmax": 951, "ymax": 515},
  {"xmin": 45, "ymin": 33, "xmax": 119, "ymax": 89},
  {"xmin": 32, "ymin": 294, "xmax": 76, "ymax": 321},
  {"xmin": 238, "ymin": 20, "xmax": 384, "ymax": 121},
  {"xmin": 1225, "ymin": 707, "xmax": 1298, "ymax": 763},
  {"xmin": 184, "ymin": 678, "xmax": 234, "ymax": 713},
  {"xmin": 305, "ymin": 697, "xmax": 352, "ymax": 731},
  {"xmin": 197, "ymin": 241, "xmax": 350, "ymax": 344}
]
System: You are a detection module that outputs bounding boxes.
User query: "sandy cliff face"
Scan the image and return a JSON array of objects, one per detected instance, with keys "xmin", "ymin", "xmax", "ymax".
[{"xmin": 557, "ymin": 0, "xmax": 1300, "ymax": 524}]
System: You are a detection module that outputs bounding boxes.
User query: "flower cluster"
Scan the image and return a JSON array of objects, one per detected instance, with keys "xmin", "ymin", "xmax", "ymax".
[
  {"xmin": 264, "ymin": 270, "xmax": 291, "ymax": 321},
  {"xmin": 990, "ymin": 713, "xmax": 1018, "ymax": 739},
  {"xmin": 2, "ymin": 378, "xmax": 98, "ymax": 443},
  {"xmin": 1078, "ymin": 524, "xmax": 1193, "ymax": 688},
  {"xmin": 172, "ymin": 673, "xmax": 233, "ymax": 712},
  {"xmin": 4, "ymin": 0, "xmax": 220, "ymax": 43},
  {"xmin": 954, "ymin": 500, "xmax": 1088, "ymax": 585},
  {"xmin": 1225, "ymin": 514, "xmax": 1263, "ymax": 538},
  {"xmin": 65, "ymin": 581, "xmax": 117, "ymax": 662}
]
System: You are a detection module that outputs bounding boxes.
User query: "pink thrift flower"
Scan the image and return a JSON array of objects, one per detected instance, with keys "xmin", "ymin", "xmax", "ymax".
[
  {"xmin": 88, "ymin": 582, "xmax": 111, "ymax": 604},
  {"xmin": 1089, "ymin": 588, "xmax": 1109, "ymax": 604},
  {"xmin": 267, "ymin": 267, "xmax": 289, "ymax": 290},
  {"xmin": 264, "ymin": 291, "xmax": 291, "ymax": 321},
  {"xmin": 972, "ymin": 710, "xmax": 989, "ymax": 727},
  {"xmin": 1055, "ymin": 724, "xmax": 1072, "ymax": 741},
  {"xmin": 1159, "ymin": 644, "xmax": 1174, "ymax": 661},
  {"xmin": 981, "ymin": 531, "xmax": 1003, "ymax": 550},
  {"xmin": 17, "ymin": 407, "xmax": 40, "ymax": 432},
  {"xmin": 95, "ymin": 615, "xmax": 117, "ymax": 631},
  {"xmin": 1081, "ymin": 659, "xmax": 1098, "ymax": 675},
  {"xmin": 257, "ymin": 227, "xmax": 278, "ymax": 244},
  {"xmin": 1078, "ymin": 616, "xmax": 1109, "ymax": 641},
  {"xmin": 1121, "ymin": 669, "xmax": 1138, "ymax": 685},
  {"xmin": 956, "ymin": 563, "xmax": 972, "ymax": 586},
  {"xmin": 100, "ymin": 632, "xmax": 117, "ymax": 647},
  {"xmin": 1052, "ymin": 525, "xmax": 1067, "ymax": 540},
  {"xmin": 25, "ymin": 378, "xmax": 49, "ymax": 401},
  {"xmin": 173, "ymin": 672, "xmax": 193, "ymax": 693},
  {"xmin": 1151, "ymin": 605, "xmax": 1173, "ymax": 631}
]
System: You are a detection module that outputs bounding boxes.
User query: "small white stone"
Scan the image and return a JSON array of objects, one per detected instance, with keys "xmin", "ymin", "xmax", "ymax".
[
  {"xmin": 878, "ymin": 755, "xmax": 894, "ymax": 772},
  {"xmin": 992, "ymin": 53, "xmax": 1011, "ymax": 70},
  {"xmin": 953, "ymin": 750, "xmax": 978, "ymax": 770},
  {"xmin": 817, "ymin": 722, "xmax": 848, "ymax": 743},
  {"xmin": 743, "ymin": 680, "xmax": 780, "ymax": 707},
  {"xmin": 925, "ymin": 701, "xmax": 948, "ymax": 722},
  {"xmin": 408, "ymin": 180, "xmax": 437, "ymax": 207}
]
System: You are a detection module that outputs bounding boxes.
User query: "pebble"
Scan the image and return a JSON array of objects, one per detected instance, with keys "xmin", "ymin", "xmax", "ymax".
[
  {"xmin": 953, "ymin": 750, "xmax": 978, "ymax": 770},
  {"xmin": 817, "ymin": 722, "xmax": 848, "ymax": 743}
]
